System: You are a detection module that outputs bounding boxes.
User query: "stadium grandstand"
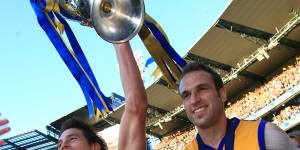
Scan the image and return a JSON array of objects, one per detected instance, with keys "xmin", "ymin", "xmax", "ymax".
[{"xmin": 1, "ymin": 0, "xmax": 300, "ymax": 149}]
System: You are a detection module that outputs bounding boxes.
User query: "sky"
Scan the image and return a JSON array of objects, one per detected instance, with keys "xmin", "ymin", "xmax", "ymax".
[{"xmin": 0, "ymin": 0, "xmax": 230, "ymax": 138}]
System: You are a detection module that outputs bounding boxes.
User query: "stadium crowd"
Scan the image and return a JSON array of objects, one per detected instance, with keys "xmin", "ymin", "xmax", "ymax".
[
  {"xmin": 225, "ymin": 57, "xmax": 300, "ymax": 119},
  {"xmin": 147, "ymin": 109, "xmax": 165, "ymax": 124},
  {"xmin": 272, "ymin": 104, "xmax": 300, "ymax": 126},
  {"xmin": 154, "ymin": 126, "xmax": 196, "ymax": 150}
]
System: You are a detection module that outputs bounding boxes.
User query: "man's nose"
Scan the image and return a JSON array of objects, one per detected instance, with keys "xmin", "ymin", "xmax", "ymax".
[
  {"xmin": 190, "ymin": 92, "xmax": 200, "ymax": 105},
  {"xmin": 60, "ymin": 141, "xmax": 70, "ymax": 149}
]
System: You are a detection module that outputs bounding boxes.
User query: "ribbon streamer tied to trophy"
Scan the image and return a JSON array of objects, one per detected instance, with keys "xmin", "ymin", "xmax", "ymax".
[{"xmin": 30, "ymin": 0, "xmax": 187, "ymax": 117}]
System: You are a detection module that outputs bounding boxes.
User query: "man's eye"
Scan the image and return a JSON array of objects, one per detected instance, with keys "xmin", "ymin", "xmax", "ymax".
[
  {"xmin": 181, "ymin": 93, "xmax": 190, "ymax": 99},
  {"xmin": 197, "ymin": 86, "xmax": 207, "ymax": 91},
  {"xmin": 70, "ymin": 137, "xmax": 78, "ymax": 141}
]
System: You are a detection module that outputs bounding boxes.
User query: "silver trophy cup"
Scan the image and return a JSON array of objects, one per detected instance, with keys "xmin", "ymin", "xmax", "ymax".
[{"xmin": 57, "ymin": 0, "xmax": 145, "ymax": 43}]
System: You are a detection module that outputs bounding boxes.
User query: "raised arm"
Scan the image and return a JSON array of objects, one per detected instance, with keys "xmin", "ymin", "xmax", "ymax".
[{"xmin": 114, "ymin": 42, "xmax": 147, "ymax": 150}]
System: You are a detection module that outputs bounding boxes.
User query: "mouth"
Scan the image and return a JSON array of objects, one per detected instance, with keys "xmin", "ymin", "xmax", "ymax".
[{"xmin": 193, "ymin": 105, "xmax": 207, "ymax": 113}]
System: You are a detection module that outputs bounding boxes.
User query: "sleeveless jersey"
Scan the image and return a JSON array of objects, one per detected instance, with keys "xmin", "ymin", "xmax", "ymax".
[{"xmin": 184, "ymin": 118, "xmax": 266, "ymax": 150}]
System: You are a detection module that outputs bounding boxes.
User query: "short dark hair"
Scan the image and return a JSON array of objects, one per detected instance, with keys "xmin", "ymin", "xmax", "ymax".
[
  {"xmin": 289, "ymin": 130, "xmax": 300, "ymax": 138},
  {"xmin": 60, "ymin": 118, "xmax": 108, "ymax": 150},
  {"xmin": 179, "ymin": 61, "xmax": 223, "ymax": 90}
]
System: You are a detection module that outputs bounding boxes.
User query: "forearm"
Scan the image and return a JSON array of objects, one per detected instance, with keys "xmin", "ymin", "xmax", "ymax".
[
  {"xmin": 114, "ymin": 42, "xmax": 147, "ymax": 111},
  {"xmin": 114, "ymin": 42, "xmax": 147, "ymax": 150}
]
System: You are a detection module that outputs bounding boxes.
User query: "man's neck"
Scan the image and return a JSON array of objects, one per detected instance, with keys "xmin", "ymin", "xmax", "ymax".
[{"xmin": 196, "ymin": 116, "xmax": 228, "ymax": 149}]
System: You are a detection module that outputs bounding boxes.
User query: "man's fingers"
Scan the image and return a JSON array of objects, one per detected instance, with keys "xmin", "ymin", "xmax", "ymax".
[
  {"xmin": 0, "ymin": 139, "xmax": 5, "ymax": 146},
  {"xmin": 0, "ymin": 119, "xmax": 8, "ymax": 126},
  {"xmin": 0, "ymin": 119, "xmax": 10, "ymax": 146},
  {"xmin": 0, "ymin": 127, "xmax": 10, "ymax": 135}
]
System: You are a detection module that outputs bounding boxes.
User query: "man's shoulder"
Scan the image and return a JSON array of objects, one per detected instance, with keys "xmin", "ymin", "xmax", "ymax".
[{"xmin": 263, "ymin": 122, "xmax": 297, "ymax": 149}]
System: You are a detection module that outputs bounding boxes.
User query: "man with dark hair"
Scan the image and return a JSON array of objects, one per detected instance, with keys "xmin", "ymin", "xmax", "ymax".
[
  {"xmin": 179, "ymin": 61, "xmax": 297, "ymax": 149},
  {"xmin": 180, "ymin": 62, "xmax": 223, "ymax": 90},
  {"xmin": 58, "ymin": 118, "xmax": 108, "ymax": 150}
]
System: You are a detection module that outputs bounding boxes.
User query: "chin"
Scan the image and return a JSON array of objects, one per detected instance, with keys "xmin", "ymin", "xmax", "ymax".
[
  {"xmin": 195, "ymin": 121, "xmax": 211, "ymax": 129},
  {"xmin": 192, "ymin": 116, "xmax": 213, "ymax": 128}
]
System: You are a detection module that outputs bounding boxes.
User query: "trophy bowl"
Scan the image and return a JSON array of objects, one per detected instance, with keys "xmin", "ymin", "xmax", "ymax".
[
  {"xmin": 91, "ymin": 0, "xmax": 145, "ymax": 43},
  {"xmin": 56, "ymin": 0, "xmax": 145, "ymax": 43}
]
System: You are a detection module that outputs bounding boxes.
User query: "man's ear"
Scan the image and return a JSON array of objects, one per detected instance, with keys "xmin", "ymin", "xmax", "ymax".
[
  {"xmin": 219, "ymin": 87, "xmax": 227, "ymax": 103},
  {"xmin": 92, "ymin": 143, "xmax": 101, "ymax": 150}
]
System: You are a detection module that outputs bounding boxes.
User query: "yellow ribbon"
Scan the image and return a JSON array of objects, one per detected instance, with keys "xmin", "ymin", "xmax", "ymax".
[
  {"xmin": 151, "ymin": 67, "xmax": 161, "ymax": 80},
  {"xmin": 139, "ymin": 14, "xmax": 182, "ymax": 89},
  {"xmin": 43, "ymin": 0, "xmax": 55, "ymax": 13}
]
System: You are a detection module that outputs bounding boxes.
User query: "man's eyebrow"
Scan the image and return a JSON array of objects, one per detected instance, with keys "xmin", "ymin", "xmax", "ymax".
[
  {"xmin": 58, "ymin": 133, "xmax": 81, "ymax": 141},
  {"xmin": 66, "ymin": 133, "xmax": 81, "ymax": 138},
  {"xmin": 181, "ymin": 83, "xmax": 211, "ymax": 95},
  {"xmin": 196, "ymin": 83, "xmax": 209, "ymax": 87},
  {"xmin": 179, "ymin": 90, "xmax": 189, "ymax": 97}
]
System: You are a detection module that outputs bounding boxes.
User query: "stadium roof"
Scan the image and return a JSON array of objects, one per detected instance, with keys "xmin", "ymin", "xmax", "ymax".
[
  {"xmin": 50, "ymin": 0, "xmax": 300, "ymax": 137},
  {"xmin": 0, "ymin": 130, "xmax": 57, "ymax": 150},
  {"xmin": 189, "ymin": 0, "xmax": 300, "ymax": 100}
]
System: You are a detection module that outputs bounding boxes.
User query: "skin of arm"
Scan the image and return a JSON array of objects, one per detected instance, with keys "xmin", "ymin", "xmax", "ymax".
[
  {"xmin": 264, "ymin": 122, "xmax": 298, "ymax": 150},
  {"xmin": 114, "ymin": 42, "xmax": 148, "ymax": 150},
  {"xmin": 0, "ymin": 119, "xmax": 10, "ymax": 146}
]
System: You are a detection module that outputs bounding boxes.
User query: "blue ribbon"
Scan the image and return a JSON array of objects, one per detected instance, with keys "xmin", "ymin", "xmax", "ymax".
[
  {"xmin": 30, "ymin": 0, "xmax": 112, "ymax": 117},
  {"xmin": 161, "ymin": 58, "xmax": 176, "ymax": 82},
  {"xmin": 54, "ymin": 13, "xmax": 113, "ymax": 112},
  {"xmin": 143, "ymin": 19, "xmax": 187, "ymax": 69},
  {"xmin": 145, "ymin": 57, "xmax": 154, "ymax": 68}
]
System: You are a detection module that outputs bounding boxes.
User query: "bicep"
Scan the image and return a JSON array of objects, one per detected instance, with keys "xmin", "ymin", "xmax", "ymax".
[
  {"xmin": 118, "ymin": 110, "xmax": 147, "ymax": 150},
  {"xmin": 264, "ymin": 122, "xmax": 298, "ymax": 150}
]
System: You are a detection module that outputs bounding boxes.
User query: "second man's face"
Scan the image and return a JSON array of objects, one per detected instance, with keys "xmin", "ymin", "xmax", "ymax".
[
  {"xmin": 179, "ymin": 70, "xmax": 226, "ymax": 129},
  {"xmin": 58, "ymin": 128, "xmax": 100, "ymax": 150}
]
